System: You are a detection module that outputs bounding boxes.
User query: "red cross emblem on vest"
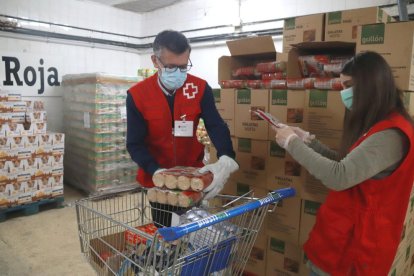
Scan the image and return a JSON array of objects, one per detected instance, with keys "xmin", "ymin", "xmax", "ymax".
[{"xmin": 183, "ymin": 83, "xmax": 198, "ymax": 99}]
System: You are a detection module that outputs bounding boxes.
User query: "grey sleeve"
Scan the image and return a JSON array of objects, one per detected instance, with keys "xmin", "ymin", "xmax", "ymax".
[
  {"xmin": 286, "ymin": 129, "xmax": 406, "ymax": 191},
  {"xmin": 307, "ymin": 139, "xmax": 339, "ymax": 160}
]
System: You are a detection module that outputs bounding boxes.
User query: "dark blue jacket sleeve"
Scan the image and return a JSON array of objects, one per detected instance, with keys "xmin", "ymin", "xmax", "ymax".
[
  {"xmin": 126, "ymin": 93, "xmax": 160, "ymax": 175},
  {"xmin": 200, "ymin": 84, "xmax": 236, "ymax": 159}
]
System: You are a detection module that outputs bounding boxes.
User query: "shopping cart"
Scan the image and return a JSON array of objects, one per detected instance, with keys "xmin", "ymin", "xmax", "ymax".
[{"xmin": 76, "ymin": 186, "xmax": 295, "ymax": 275}]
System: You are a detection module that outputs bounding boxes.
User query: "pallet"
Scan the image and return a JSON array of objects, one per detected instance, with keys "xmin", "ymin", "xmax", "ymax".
[{"xmin": 0, "ymin": 197, "xmax": 65, "ymax": 222}]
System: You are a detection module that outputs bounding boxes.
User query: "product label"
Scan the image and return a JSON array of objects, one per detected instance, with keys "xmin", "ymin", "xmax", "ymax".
[
  {"xmin": 270, "ymin": 141, "xmax": 286, "ymax": 158},
  {"xmin": 309, "ymin": 90, "xmax": 327, "ymax": 108},
  {"xmin": 213, "ymin": 89, "xmax": 221, "ymax": 103},
  {"xmin": 237, "ymin": 182, "xmax": 250, "ymax": 196},
  {"xmin": 271, "ymin": 90, "xmax": 288, "ymax": 106},
  {"xmin": 285, "ymin": 18, "xmax": 296, "ymax": 30},
  {"xmin": 238, "ymin": 138, "xmax": 251, "ymax": 153},
  {"xmin": 304, "ymin": 200, "xmax": 321, "ymax": 216},
  {"xmin": 361, "ymin": 24, "xmax": 385, "ymax": 45},
  {"xmin": 237, "ymin": 89, "xmax": 251, "ymax": 104},
  {"xmin": 270, "ymin": 237, "xmax": 285, "ymax": 254},
  {"xmin": 328, "ymin": 11, "xmax": 342, "ymax": 25}
]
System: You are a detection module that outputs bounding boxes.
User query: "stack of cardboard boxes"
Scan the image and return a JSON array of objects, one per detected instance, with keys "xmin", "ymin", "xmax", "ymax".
[
  {"xmin": 0, "ymin": 89, "xmax": 64, "ymax": 209},
  {"xmin": 213, "ymin": 6, "xmax": 414, "ymax": 276}
]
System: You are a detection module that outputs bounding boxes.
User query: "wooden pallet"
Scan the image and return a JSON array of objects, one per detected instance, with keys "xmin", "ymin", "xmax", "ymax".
[{"xmin": 0, "ymin": 197, "xmax": 65, "ymax": 222}]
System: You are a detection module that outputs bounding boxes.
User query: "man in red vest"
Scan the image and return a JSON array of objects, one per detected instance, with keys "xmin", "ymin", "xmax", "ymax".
[{"xmin": 127, "ymin": 30, "xmax": 238, "ymax": 227}]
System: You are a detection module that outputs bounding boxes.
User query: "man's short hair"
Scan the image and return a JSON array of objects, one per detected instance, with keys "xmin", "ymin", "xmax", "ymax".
[{"xmin": 153, "ymin": 30, "xmax": 191, "ymax": 56}]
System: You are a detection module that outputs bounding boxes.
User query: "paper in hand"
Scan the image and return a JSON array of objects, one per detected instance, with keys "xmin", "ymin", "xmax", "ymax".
[{"xmin": 251, "ymin": 109, "xmax": 286, "ymax": 128}]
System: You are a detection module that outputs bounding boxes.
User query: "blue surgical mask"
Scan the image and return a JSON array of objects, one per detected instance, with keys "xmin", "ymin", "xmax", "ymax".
[
  {"xmin": 340, "ymin": 87, "xmax": 353, "ymax": 110},
  {"xmin": 159, "ymin": 69, "xmax": 187, "ymax": 90}
]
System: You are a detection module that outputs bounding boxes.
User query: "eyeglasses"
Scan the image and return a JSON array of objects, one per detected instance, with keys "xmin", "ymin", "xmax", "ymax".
[{"xmin": 156, "ymin": 56, "xmax": 192, "ymax": 73}]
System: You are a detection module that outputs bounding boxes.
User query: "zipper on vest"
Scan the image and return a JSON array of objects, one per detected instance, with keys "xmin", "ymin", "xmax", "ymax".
[{"xmin": 172, "ymin": 127, "xmax": 177, "ymax": 166}]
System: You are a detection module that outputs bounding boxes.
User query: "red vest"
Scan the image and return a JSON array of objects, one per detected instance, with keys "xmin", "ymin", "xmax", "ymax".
[
  {"xmin": 129, "ymin": 73, "xmax": 206, "ymax": 187},
  {"xmin": 303, "ymin": 112, "xmax": 414, "ymax": 276}
]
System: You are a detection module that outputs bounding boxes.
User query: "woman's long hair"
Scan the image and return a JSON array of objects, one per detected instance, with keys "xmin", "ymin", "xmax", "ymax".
[{"xmin": 339, "ymin": 51, "xmax": 413, "ymax": 157}]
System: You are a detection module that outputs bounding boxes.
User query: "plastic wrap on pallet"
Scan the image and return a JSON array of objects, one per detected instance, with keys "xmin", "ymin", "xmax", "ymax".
[{"xmin": 62, "ymin": 73, "xmax": 138, "ymax": 194}]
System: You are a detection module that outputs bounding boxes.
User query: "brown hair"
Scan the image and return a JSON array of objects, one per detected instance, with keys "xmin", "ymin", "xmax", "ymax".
[{"xmin": 339, "ymin": 51, "xmax": 413, "ymax": 157}]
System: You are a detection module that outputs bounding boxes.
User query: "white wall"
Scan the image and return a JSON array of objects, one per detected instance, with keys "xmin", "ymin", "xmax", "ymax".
[
  {"xmin": 0, "ymin": 0, "xmax": 142, "ymax": 132},
  {"xmin": 139, "ymin": 0, "xmax": 397, "ymax": 88},
  {"xmin": 0, "ymin": 0, "xmax": 401, "ymax": 131}
]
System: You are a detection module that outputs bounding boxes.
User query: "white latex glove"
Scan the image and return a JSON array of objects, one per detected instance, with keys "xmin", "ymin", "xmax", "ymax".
[
  {"xmin": 291, "ymin": 126, "xmax": 315, "ymax": 144},
  {"xmin": 272, "ymin": 125, "xmax": 299, "ymax": 149},
  {"xmin": 199, "ymin": 155, "xmax": 239, "ymax": 200}
]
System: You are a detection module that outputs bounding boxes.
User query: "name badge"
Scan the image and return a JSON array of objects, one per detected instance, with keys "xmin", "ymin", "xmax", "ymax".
[{"xmin": 174, "ymin": 120, "xmax": 194, "ymax": 137}]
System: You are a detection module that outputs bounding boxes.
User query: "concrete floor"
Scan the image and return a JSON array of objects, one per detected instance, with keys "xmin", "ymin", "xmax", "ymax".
[{"xmin": 0, "ymin": 185, "xmax": 96, "ymax": 276}]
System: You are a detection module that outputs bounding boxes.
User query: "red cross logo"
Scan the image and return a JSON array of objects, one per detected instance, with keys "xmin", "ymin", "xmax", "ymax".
[{"xmin": 183, "ymin": 83, "xmax": 198, "ymax": 99}]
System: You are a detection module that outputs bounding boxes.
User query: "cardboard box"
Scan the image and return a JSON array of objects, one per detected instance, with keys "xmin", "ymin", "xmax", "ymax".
[
  {"xmin": 283, "ymin": 14, "xmax": 325, "ymax": 54},
  {"xmin": 218, "ymin": 36, "xmax": 277, "ymax": 83},
  {"xmin": 267, "ymin": 140, "xmax": 304, "ymax": 195},
  {"xmin": 0, "ymin": 101, "xmax": 27, "ymax": 113},
  {"xmin": 235, "ymin": 89, "xmax": 269, "ymax": 140},
  {"xmin": 213, "ymin": 89, "xmax": 235, "ymax": 136},
  {"xmin": 266, "ymin": 195, "xmax": 301, "ymax": 245},
  {"xmin": 299, "ymin": 250, "xmax": 311, "ymax": 276},
  {"xmin": 208, "ymin": 137, "xmax": 236, "ymax": 164},
  {"xmin": 287, "ymin": 41, "xmax": 355, "ymax": 79},
  {"xmin": 325, "ymin": 7, "xmax": 393, "ymax": 43},
  {"xmin": 221, "ymin": 179, "xmax": 268, "ymax": 198},
  {"xmin": 266, "ymin": 235, "xmax": 301, "ymax": 275},
  {"xmin": 0, "ymin": 91, "xmax": 21, "ymax": 102},
  {"xmin": 299, "ymin": 199, "xmax": 322, "ymax": 246},
  {"xmin": 244, "ymin": 229, "xmax": 268, "ymax": 276},
  {"xmin": 304, "ymin": 90, "xmax": 345, "ymax": 149},
  {"xmin": 301, "ymin": 171, "xmax": 329, "ymax": 203},
  {"xmin": 356, "ymin": 21, "xmax": 414, "ymax": 91},
  {"xmin": 231, "ymin": 138, "xmax": 268, "ymax": 188},
  {"xmin": 25, "ymin": 111, "xmax": 47, "ymax": 123},
  {"xmin": 268, "ymin": 90, "xmax": 305, "ymax": 140},
  {"xmin": 404, "ymin": 92, "xmax": 414, "ymax": 117}
]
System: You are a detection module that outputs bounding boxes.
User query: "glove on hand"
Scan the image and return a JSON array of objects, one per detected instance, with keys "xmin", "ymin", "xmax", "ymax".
[
  {"xmin": 272, "ymin": 125, "xmax": 299, "ymax": 149},
  {"xmin": 291, "ymin": 126, "xmax": 315, "ymax": 144},
  {"xmin": 199, "ymin": 155, "xmax": 239, "ymax": 200}
]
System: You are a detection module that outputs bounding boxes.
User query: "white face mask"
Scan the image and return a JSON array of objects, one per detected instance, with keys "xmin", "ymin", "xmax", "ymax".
[
  {"xmin": 340, "ymin": 87, "xmax": 353, "ymax": 110},
  {"xmin": 159, "ymin": 69, "xmax": 187, "ymax": 90}
]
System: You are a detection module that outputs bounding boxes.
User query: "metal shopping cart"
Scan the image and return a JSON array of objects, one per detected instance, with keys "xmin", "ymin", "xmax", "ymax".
[{"xmin": 76, "ymin": 187, "xmax": 295, "ymax": 275}]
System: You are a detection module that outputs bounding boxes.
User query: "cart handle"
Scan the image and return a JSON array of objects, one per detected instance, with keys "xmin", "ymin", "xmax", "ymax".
[{"xmin": 158, "ymin": 187, "xmax": 295, "ymax": 242}]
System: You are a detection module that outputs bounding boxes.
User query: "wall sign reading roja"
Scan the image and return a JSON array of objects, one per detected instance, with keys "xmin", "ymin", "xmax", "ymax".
[{"xmin": 1, "ymin": 56, "xmax": 60, "ymax": 95}]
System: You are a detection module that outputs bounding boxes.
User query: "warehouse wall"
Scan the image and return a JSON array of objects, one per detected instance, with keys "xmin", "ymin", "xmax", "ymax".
[
  {"xmin": 0, "ymin": 0, "xmax": 142, "ymax": 132},
  {"xmin": 140, "ymin": 0, "xmax": 398, "ymax": 88},
  {"xmin": 0, "ymin": 0, "xmax": 400, "ymax": 131}
]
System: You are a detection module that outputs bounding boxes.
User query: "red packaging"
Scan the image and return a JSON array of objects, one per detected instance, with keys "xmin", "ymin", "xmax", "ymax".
[
  {"xmin": 256, "ymin": 61, "xmax": 287, "ymax": 73},
  {"xmin": 298, "ymin": 55, "xmax": 330, "ymax": 77},
  {"xmin": 314, "ymin": 78, "xmax": 343, "ymax": 90},
  {"xmin": 220, "ymin": 80, "xmax": 246, "ymax": 89},
  {"xmin": 261, "ymin": 72, "xmax": 286, "ymax": 81},
  {"xmin": 125, "ymin": 223, "xmax": 158, "ymax": 248},
  {"xmin": 262, "ymin": 80, "xmax": 287, "ymax": 89},
  {"xmin": 286, "ymin": 78, "xmax": 315, "ymax": 89},
  {"xmin": 246, "ymin": 80, "xmax": 264, "ymax": 89},
  {"xmin": 232, "ymin": 66, "xmax": 259, "ymax": 77}
]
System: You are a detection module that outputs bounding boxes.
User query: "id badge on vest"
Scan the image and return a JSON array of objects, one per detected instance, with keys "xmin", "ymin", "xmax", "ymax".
[{"xmin": 174, "ymin": 119, "xmax": 193, "ymax": 137}]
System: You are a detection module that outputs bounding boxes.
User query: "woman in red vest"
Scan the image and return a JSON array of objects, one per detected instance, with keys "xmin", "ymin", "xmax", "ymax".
[{"xmin": 272, "ymin": 51, "xmax": 414, "ymax": 275}]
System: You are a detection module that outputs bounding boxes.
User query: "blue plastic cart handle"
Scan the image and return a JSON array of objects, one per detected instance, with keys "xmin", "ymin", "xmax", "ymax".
[{"xmin": 158, "ymin": 187, "xmax": 295, "ymax": 242}]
